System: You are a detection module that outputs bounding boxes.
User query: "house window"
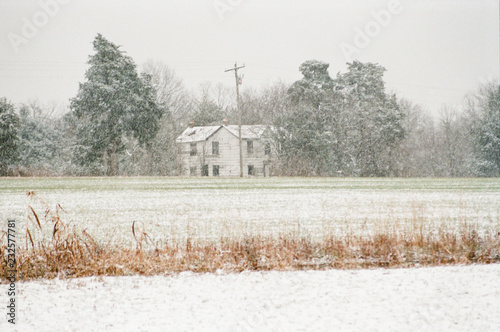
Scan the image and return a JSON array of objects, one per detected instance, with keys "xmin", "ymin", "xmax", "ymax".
[
  {"xmin": 213, "ymin": 165, "xmax": 220, "ymax": 176},
  {"xmin": 247, "ymin": 140, "xmax": 253, "ymax": 154},
  {"xmin": 190, "ymin": 142, "xmax": 197, "ymax": 156},
  {"xmin": 202, "ymin": 165, "xmax": 209, "ymax": 176},
  {"xmin": 265, "ymin": 143, "xmax": 271, "ymax": 156},
  {"xmin": 248, "ymin": 165, "xmax": 255, "ymax": 176},
  {"xmin": 212, "ymin": 141, "xmax": 219, "ymax": 155},
  {"xmin": 189, "ymin": 166, "xmax": 197, "ymax": 176}
]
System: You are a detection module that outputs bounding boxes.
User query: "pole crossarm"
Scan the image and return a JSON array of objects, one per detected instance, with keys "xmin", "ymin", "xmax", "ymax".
[{"xmin": 225, "ymin": 65, "xmax": 246, "ymax": 72}]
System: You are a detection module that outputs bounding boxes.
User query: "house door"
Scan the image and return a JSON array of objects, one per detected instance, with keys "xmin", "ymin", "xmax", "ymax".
[
  {"xmin": 263, "ymin": 162, "xmax": 271, "ymax": 177},
  {"xmin": 202, "ymin": 165, "xmax": 209, "ymax": 176}
]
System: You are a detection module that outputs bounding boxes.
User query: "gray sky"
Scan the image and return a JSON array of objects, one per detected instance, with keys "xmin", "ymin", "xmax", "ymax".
[{"xmin": 0, "ymin": 0, "xmax": 498, "ymax": 116}]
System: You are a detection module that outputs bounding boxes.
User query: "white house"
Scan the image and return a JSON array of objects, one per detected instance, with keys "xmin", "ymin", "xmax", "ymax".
[{"xmin": 176, "ymin": 121, "xmax": 276, "ymax": 177}]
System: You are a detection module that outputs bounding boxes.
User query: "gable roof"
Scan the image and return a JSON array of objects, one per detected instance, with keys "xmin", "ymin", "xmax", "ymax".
[
  {"xmin": 176, "ymin": 126, "xmax": 221, "ymax": 143},
  {"xmin": 176, "ymin": 125, "xmax": 274, "ymax": 143},
  {"xmin": 225, "ymin": 125, "xmax": 271, "ymax": 140}
]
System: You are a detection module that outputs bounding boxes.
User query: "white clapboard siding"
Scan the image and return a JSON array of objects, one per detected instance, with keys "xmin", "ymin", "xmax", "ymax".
[{"xmin": 176, "ymin": 125, "xmax": 275, "ymax": 177}]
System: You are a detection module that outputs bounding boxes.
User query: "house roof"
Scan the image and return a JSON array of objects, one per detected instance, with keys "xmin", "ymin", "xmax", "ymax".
[
  {"xmin": 176, "ymin": 125, "xmax": 273, "ymax": 143},
  {"xmin": 176, "ymin": 126, "xmax": 220, "ymax": 143},
  {"xmin": 225, "ymin": 125, "xmax": 271, "ymax": 140}
]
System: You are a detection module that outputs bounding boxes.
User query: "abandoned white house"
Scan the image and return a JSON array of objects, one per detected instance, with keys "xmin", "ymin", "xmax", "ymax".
[{"xmin": 176, "ymin": 122, "xmax": 276, "ymax": 177}]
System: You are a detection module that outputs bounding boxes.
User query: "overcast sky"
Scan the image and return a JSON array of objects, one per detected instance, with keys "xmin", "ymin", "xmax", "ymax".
[{"xmin": 0, "ymin": 0, "xmax": 498, "ymax": 117}]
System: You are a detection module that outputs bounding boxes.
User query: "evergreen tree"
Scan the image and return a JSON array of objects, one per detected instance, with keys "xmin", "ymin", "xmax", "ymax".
[
  {"xmin": 192, "ymin": 98, "xmax": 225, "ymax": 126},
  {"xmin": 288, "ymin": 60, "xmax": 333, "ymax": 107},
  {"xmin": 279, "ymin": 60, "xmax": 405, "ymax": 176},
  {"xmin": 466, "ymin": 82, "xmax": 500, "ymax": 176},
  {"xmin": 10, "ymin": 100, "xmax": 81, "ymax": 176},
  {"xmin": 276, "ymin": 60, "xmax": 336, "ymax": 175},
  {"xmin": 332, "ymin": 61, "xmax": 405, "ymax": 176},
  {"xmin": 0, "ymin": 98, "xmax": 20, "ymax": 176},
  {"xmin": 16, "ymin": 102, "xmax": 68, "ymax": 175},
  {"xmin": 70, "ymin": 34, "xmax": 162, "ymax": 175}
]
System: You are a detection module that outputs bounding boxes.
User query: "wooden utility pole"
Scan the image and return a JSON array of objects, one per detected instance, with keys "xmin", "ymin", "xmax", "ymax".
[{"xmin": 225, "ymin": 62, "xmax": 245, "ymax": 177}]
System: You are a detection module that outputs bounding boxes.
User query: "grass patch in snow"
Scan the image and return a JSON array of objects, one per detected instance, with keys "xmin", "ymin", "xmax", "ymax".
[{"xmin": 1, "ymin": 191, "xmax": 499, "ymax": 281}]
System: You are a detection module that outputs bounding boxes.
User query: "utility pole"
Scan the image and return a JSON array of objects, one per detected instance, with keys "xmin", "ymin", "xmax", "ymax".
[{"xmin": 225, "ymin": 62, "xmax": 245, "ymax": 177}]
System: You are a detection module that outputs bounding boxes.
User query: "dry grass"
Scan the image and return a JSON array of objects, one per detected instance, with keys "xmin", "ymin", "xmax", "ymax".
[{"xmin": 1, "ymin": 192, "xmax": 499, "ymax": 281}]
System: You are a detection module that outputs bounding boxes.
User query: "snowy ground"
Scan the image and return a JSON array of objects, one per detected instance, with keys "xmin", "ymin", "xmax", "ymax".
[
  {"xmin": 1, "ymin": 264, "xmax": 499, "ymax": 331},
  {"xmin": 1, "ymin": 178, "xmax": 499, "ymax": 331}
]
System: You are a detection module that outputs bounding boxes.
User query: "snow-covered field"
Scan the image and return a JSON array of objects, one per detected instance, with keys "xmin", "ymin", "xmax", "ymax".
[
  {"xmin": 1, "ymin": 264, "xmax": 499, "ymax": 331},
  {"xmin": 1, "ymin": 178, "xmax": 499, "ymax": 331},
  {"xmin": 1, "ymin": 177, "xmax": 499, "ymax": 246}
]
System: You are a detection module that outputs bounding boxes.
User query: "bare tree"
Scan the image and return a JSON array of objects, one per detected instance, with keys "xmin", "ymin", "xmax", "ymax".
[
  {"xmin": 393, "ymin": 99, "xmax": 432, "ymax": 176},
  {"xmin": 141, "ymin": 60, "xmax": 192, "ymax": 175},
  {"xmin": 435, "ymin": 106, "xmax": 472, "ymax": 177}
]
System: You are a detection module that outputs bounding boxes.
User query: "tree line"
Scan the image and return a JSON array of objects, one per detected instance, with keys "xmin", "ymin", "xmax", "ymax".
[{"xmin": 1, "ymin": 34, "xmax": 498, "ymax": 177}]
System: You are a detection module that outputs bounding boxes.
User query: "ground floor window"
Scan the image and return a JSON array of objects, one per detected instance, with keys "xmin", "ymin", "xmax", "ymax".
[
  {"xmin": 202, "ymin": 164, "xmax": 209, "ymax": 176},
  {"xmin": 189, "ymin": 166, "xmax": 197, "ymax": 176},
  {"xmin": 248, "ymin": 165, "xmax": 255, "ymax": 176},
  {"xmin": 213, "ymin": 165, "xmax": 220, "ymax": 176}
]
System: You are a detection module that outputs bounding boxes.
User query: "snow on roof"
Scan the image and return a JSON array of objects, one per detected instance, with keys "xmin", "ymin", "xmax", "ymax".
[
  {"xmin": 176, "ymin": 125, "xmax": 274, "ymax": 143},
  {"xmin": 224, "ymin": 125, "xmax": 272, "ymax": 140},
  {"xmin": 176, "ymin": 126, "xmax": 221, "ymax": 143}
]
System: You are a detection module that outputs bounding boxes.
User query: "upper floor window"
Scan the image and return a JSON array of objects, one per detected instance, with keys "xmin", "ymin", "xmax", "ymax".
[
  {"xmin": 247, "ymin": 140, "xmax": 253, "ymax": 154},
  {"xmin": 212, "ymin": 141, "xmax": 219, "ymax": 155},
  {"xmin": 265, "ymin": 143, "xmax": 271, "ymax": 156},
  {"xmin": 190, "ymin": 142, "xmax": 197, "ymax": 156}
]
